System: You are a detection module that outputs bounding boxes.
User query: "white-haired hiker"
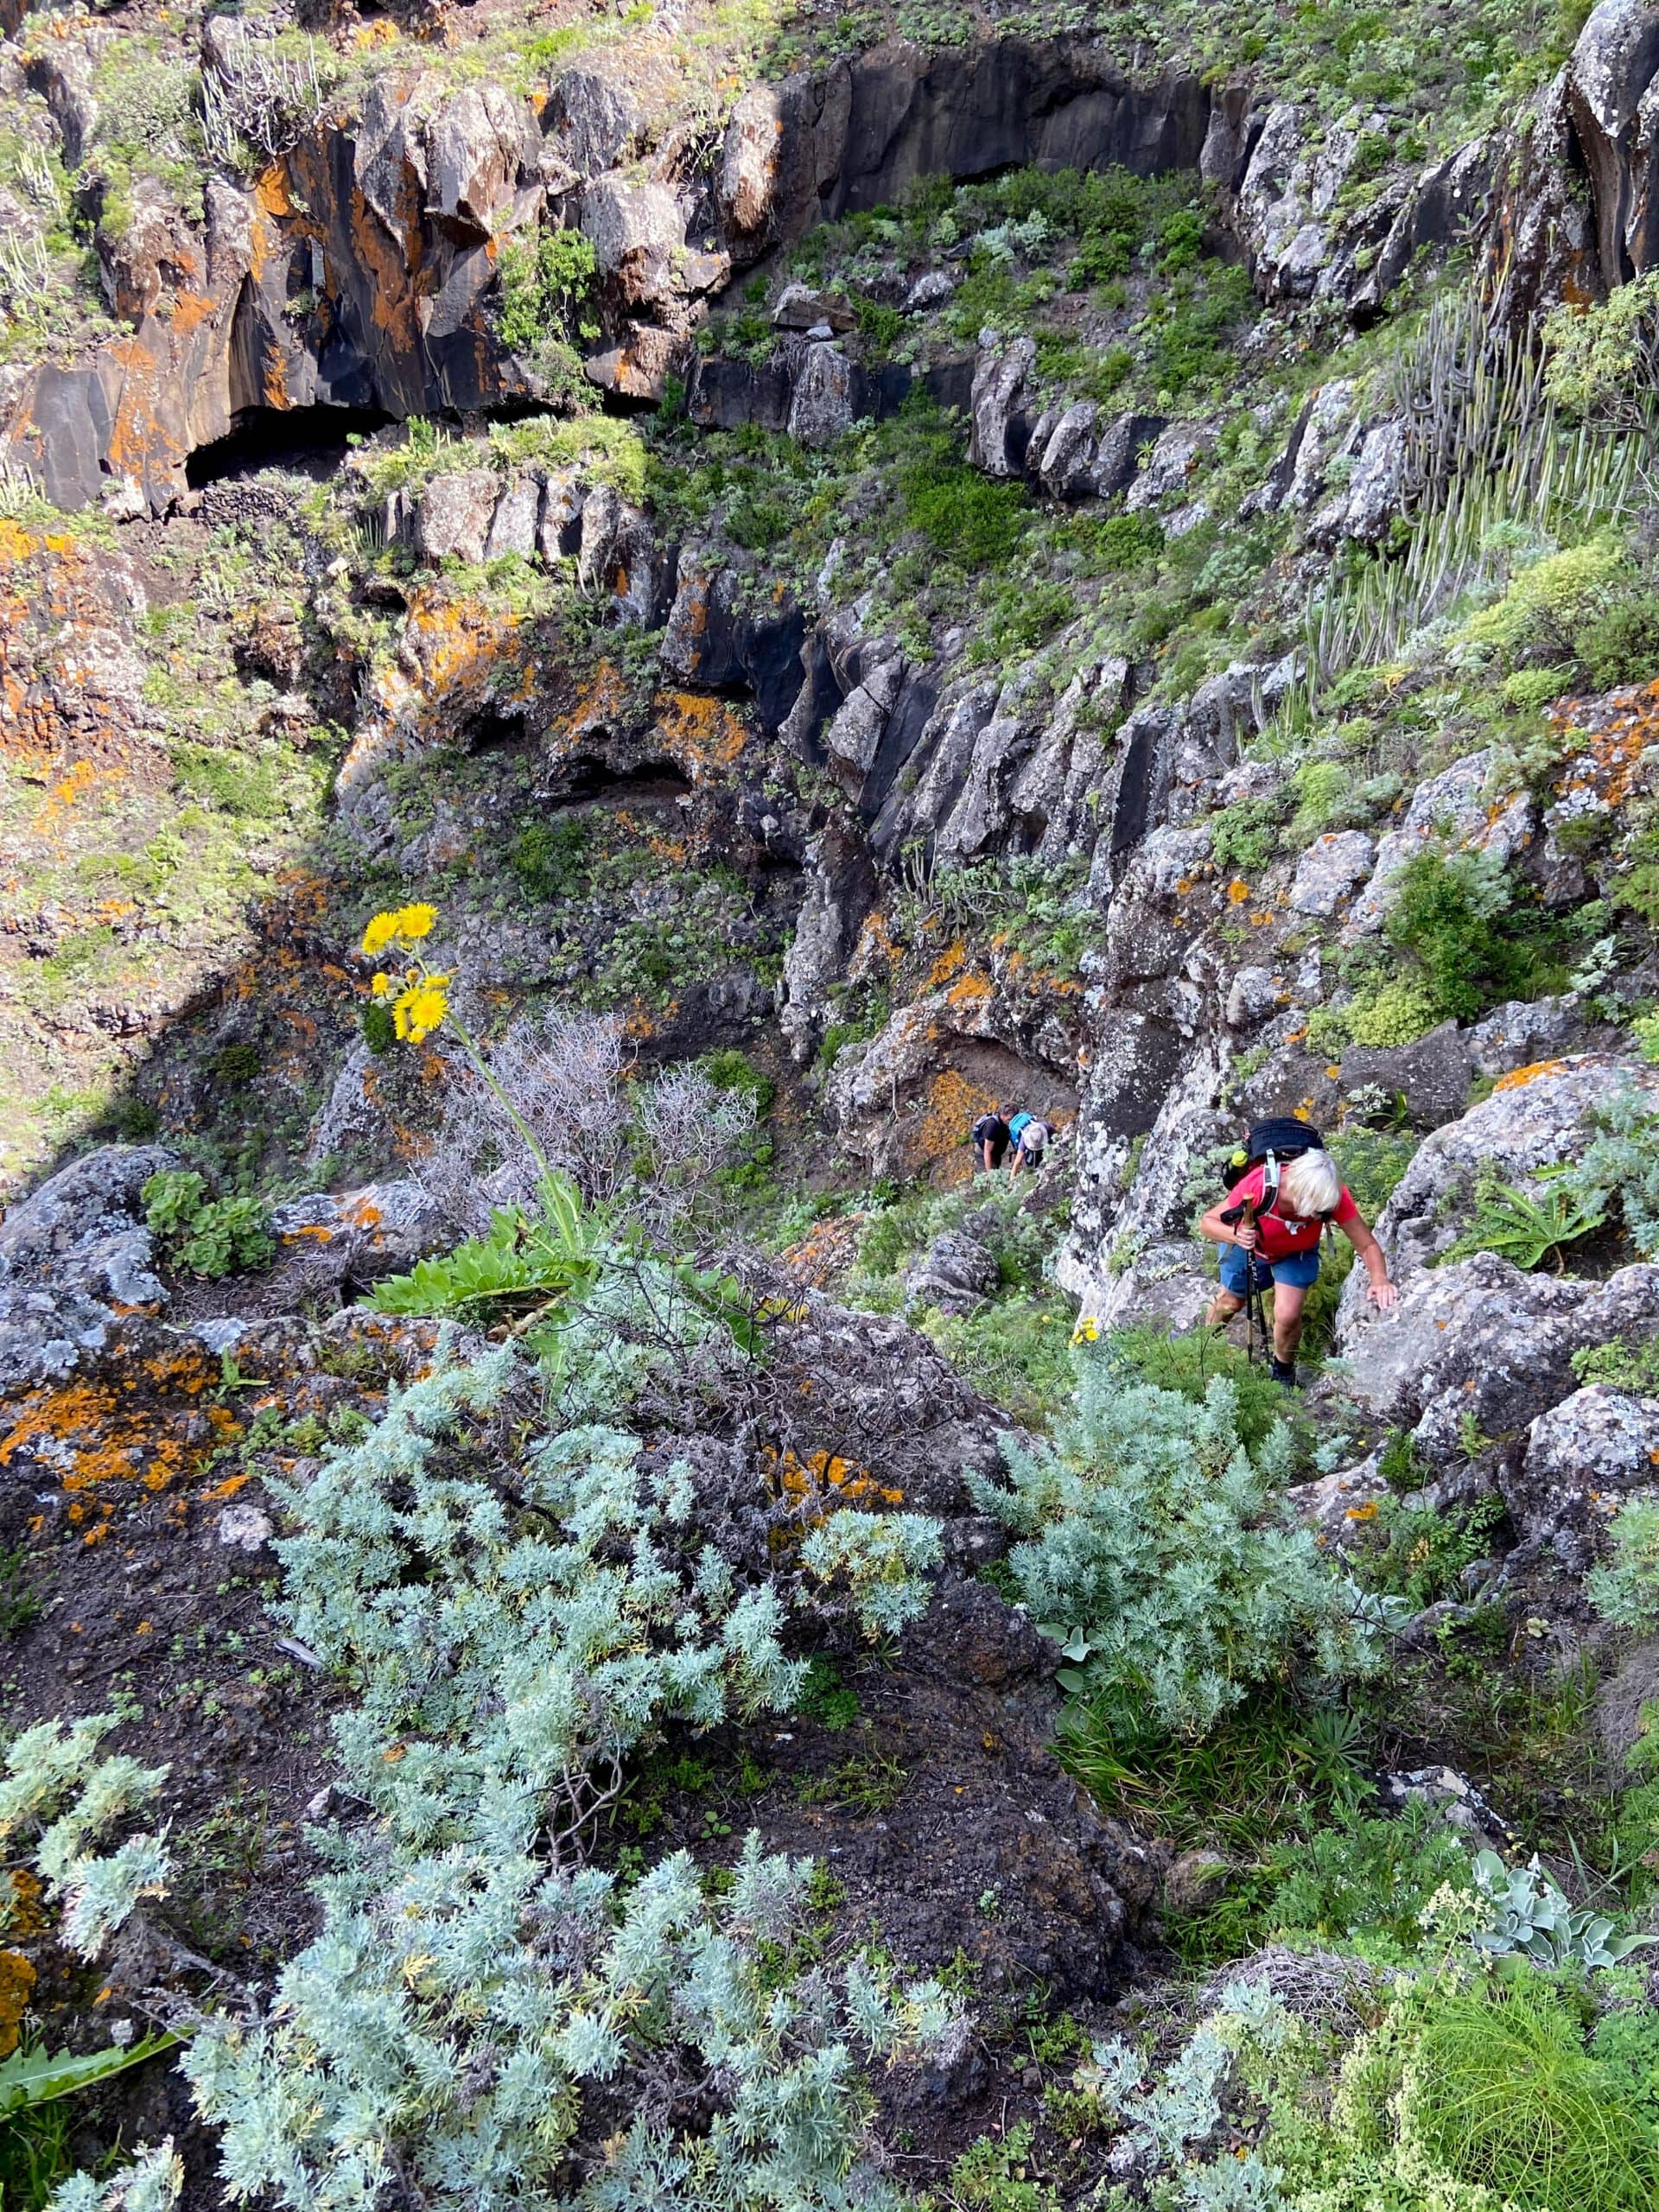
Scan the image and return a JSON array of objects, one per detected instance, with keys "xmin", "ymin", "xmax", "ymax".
[{"xmin": 1198, "ymin": 1144, "xmax": 1396, "ymax": 1389}]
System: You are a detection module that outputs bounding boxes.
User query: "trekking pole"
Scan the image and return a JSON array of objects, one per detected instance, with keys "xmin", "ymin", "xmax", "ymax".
[{"xmin": 1239, "ymin": 1194, "xmax": 1263, "ymax": 1366}]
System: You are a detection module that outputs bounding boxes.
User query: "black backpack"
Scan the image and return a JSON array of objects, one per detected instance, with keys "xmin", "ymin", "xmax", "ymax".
[{"xmin": 1224, "ymin": 1117, "xmax": 1329, "ymax": 1215}]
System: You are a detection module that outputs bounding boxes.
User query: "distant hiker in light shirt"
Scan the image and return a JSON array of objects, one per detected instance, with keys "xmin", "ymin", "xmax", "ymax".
[
  {"xmin": 1198, "ymin": 1143, "xmax": 1396, "ymax": 1388},
  {"xmin": 1006, "ymin": 1110, "xmax": 1050, "ymax": 1183},
  {"xmin": 971, "ymin": 1108, "xmax": 1012, "ymax": 1172}
]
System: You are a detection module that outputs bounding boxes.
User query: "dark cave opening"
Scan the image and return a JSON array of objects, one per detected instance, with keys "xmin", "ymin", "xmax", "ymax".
[
  {"xmin": 186, "ymin": 404, "xmax": 397, "ymax": 489},
  {"xmin": 545, "ymin": 758, "xmax": 696, "ymax": 809}
]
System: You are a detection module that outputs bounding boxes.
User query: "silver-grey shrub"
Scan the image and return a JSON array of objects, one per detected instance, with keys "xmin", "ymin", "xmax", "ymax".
[
  {"xmin": 186, "ymin": 1342, "xmax": 957, "ymax": 2205},
  {"xmin": 969, "ymin": 1367, "xmax": 1391, "ymax": 1736}
]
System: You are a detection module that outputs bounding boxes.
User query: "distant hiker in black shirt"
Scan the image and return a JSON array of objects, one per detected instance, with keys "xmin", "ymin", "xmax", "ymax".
[{"xmin": 971, "ymin": 1109, "xmax": 1012, "ymax": 1171}]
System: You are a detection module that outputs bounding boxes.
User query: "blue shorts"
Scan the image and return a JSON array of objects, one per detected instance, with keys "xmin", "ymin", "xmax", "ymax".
[{"xmin": 1219, "ymin": 1244, "xmax": 1321, "ymax": 1295}]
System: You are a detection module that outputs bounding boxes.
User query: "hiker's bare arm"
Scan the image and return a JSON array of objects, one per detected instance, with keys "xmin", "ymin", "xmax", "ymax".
[
  {"xmin": 1341, "ymin": 1215, "xmax": 1399, "ymax": 1308},
  {"xmin": 1199, "ymin": 1202, "xmax": 1256, "ymax": 1250}
]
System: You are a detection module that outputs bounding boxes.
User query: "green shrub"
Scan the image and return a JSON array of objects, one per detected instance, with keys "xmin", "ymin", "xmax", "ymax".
[
  {"xmin": 510, "ymin": 814, "xmax": 591, "ymax": 902},
  {"xmin": 1288, "ymin": 759, "xmax": 1351, "ymax": 845},
  {"xmin": 898, "ymin": 461, "xmax": 1028, "ymax": 567},
  {"xmin": 700, "ymin": 1048, "xmax": 776, "ymax": 1119},
  {"xmin": 1264, "ymin": 1801, "xmax": 1472, "ymax": 1957},
  {"xmin": 1329, "ymin": 1126, "xmax": 1418, "ymax": 1219},
  {"xmin": 1544, "ymin": 270, "xmax": 1659, "ymax": 428},
  {"xmin": 1566, "ymin": 1088, "xmax": 1659, "ymax": 1259},
  {"xmin": 140, "ymin": 1170, "xmax": 274, "ymax": 1280},
  {"xmin": 184, "ymin": 1345, "xmax": 958, "ymax": 2207},
  {"xmin": 495, "ymin": 226, "xmax": 599, "ymax": 360},
  {"xmin": 1106, "ymin": 1324, "xmax": 1300, "ymax": 1457},
  {"xmin": 1208, "ymin": 796, "xmax": 1282, "ymax": 877},
  {"xmin": 1385, "ymin": 848, "xmax": 1566, "ymax": 1022},
  {"xmin": 1346, "ymin": 975, "xmax": 1443, "ymax": 1046},
  {"xmin": 1347, "ymin": 1495, "xmax": 1505, "ymax": 1610},
  {"xmin": 969, "ymin": 1367, "xmax": 1389, "ymax": 1735},
  {"xmin": 1587, "ymin": 1498, "xmax": 1659, "ymax": 1633},
  {"xmin": 1440, "ymin": 1163, "xmax": 1606, "ymax": 1272},
  {"xmin": 1576, "ymin": 593, "xmax": 1659, "ymax": 690},
  {"xmin": 1072, "ymin": 512, "xmax": 1164, "ymax": 575},
  {"xmin": 1572, "ymin": 1334, "xmax": 1659, "ymax": 1393},
  {"xmin": 1400, "ymin": 1979, "xmax": 1659, "ymax": 2212}
]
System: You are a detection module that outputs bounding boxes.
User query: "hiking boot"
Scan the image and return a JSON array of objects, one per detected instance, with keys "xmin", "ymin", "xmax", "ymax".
[{"xmin": 1269, "ymin": 1357, "xmax": 1299, "ymax": 1389}]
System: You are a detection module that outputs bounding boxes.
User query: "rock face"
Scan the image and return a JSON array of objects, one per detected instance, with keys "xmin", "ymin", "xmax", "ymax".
[
  {"xmin": 1508, "ymin": 1385, "xmax": 1659, "ymax": 1562},
  {"xmin": 1340, "ymin": 1055, "xmax": 1659, "ymax": 1291},
  {"xmin": 0, "ymin": 1145, "xmax": 173, "ymax": 1393}
]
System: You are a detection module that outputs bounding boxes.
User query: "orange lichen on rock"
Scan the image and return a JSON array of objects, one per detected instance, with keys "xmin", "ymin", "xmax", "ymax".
[
  {"xmin": 0, "ymin": 1948, "xmax": 36, "ymax": 2058},
  {"xmin": 919, "ymin": 1066, "xmax": 999, "ymax": 1166},
  {"xmin": 764, "ymin": 1446, "xmax": 903, "ymax": 1513},
  {"xmin": 0, "ymin": 1344, "xmax": 238, "ymax": 1540},
  {"xmin": 1551, "ymin": 679, "xmax": 1659, "ymax": 811},
  {"xmin": 945, "ymin": 971, "xmax": 994, "ymax": 1007},
  {"xmin": 653, "ymin": 688, "xmax": 750, "ymax": 771},
  {"xmin": 925, "ymin": 941, "xmax": 968, "ymax": 990},
  {"xmin": 1494, "ymin": 1058, "xmax": 1567, "ymax": 1091}
]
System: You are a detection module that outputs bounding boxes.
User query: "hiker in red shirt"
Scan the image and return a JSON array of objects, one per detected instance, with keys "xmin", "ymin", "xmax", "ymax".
[{"xmin": 1198, "ymin": 1143, "xmax": 1396, "ymax": 1389}]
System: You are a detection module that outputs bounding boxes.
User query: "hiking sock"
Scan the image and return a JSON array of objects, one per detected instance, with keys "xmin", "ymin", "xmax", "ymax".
[{"xmin": 1269, "ymin": 1357, "xmax": 1299, "ymax": 1389}]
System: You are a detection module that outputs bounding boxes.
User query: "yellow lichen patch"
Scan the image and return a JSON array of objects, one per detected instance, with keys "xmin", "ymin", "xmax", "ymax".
[
  {"xmin": 0, "ymin": 1346, "xmax": 237, "ymax": 1541},
  {"xmin": 926, "ymin": 941, "xmax": 968, "ymax": 990},
  {"xmin": 1494, "ymin": 1058, "xmax": 1567, "ymax": 1092},
  {"xmin": 919, "ymin": 1066, "xmax": 1000, "ymax": 1166},
  {"xmin": 764, "ymin": 1446, "xmax": 903, "ymax": 1513},
  {"xmin": 653, "ymin": 688, "xmax": 750, "ymax": 771},
  {"xmin": 0, "ymin": 1948, "xmax": 35, "ymax": 2058}
]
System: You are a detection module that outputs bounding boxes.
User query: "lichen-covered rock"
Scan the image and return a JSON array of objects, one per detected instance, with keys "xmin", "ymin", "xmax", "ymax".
[
  {"xmin": 0, "ymin": 1145, "xmax": 175, "ymax": 1393},
  {"xmin": 1336, "ymin": 1021, "xmax": 1473, "ymax": 1129},
  {"xmin": 1336, "ymin": 1248, "xmax": 1659, "ymax": 1471},
  {"xmin": 1343, "ymin": 1053, "xmax": 1659, "ymax": 1291},
  {"xmin": 906, "ymin": 1229, "xmax": 1001, "ymax": 1312},
  {"xmin": 788, "ymin": 342, "xmax": 857, "ymax": 448},
  {"xmin": 1508, "ymin": 1384, "xmax": 1659, "ymax": 1560},
  {"xmin": 1288, "ymin": 830, "xmax": 1376, "ymax": 917},
  {"xmin": 968, "ymin": 338, "xmax": 1034, "ymax": 476},
  {"xmin": 412, "ymin": 468, "xmax": 500, "ymax": 565},
  {"xmin": 1347, "ymin": 752, "xmax": 1535, "ymax": 935},
  {"xmin": 268, "ymin": 1182, "xmax": 447, "ymax": 1289}
]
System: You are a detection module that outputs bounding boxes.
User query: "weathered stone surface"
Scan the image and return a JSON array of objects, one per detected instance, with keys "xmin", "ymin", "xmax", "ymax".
[
  {"xmin": 1126, "ymin": 421, "xmax": 1210, "ymax": 509},
  {"xmin": 1288, "ymin": 830, "xmax": 1375, "ymax": 916},
  {"xmin": 268, "ymin": 1181, "xmax": 447, "ymax": 1287},
  {"xmin": 968, "ymin": 339, "xmax": 1035, "ymax": 476},
  {"xmin": 906, "ymin": 1229, "xmax": 1001, "ymax": 1310},
  {"xmin": 1563, "ymin": 0, "xmax": 1659, "ymax": 284},
  {"xmin": 0, "ymin": 1146, "xmax": 174, "ymax": 1393},
  {"xmin": 1337, "ymin": 1021, "xmax": 1473, "ymax": 1129},
  {"xmin": 1469, "ymin": 994, "xmax": 1610, "ymax": 1078},
  {"xmin": 1337, "ymin": 1249, "xmax": 1659, "ymax": 1470},
  {"xmin": 545, "ymin": 67, "xmax": 640, "ymax": 175},
  {"xmin": 1224, "ymin": 965, "xmax": 1282, "ymax": 1030},
  {"xmin": 1347, "ymin": 752, "xmax": 1534, "ymax": 935},
  {"xmin": 413, "ymin": 468, "xmax": 499, "ymax": 566},
  {"xmin": 1345, "ymin": 1053, "xmax": 1659, "ymax": 1290},
  {"xmin": 789, "ymin": 342, "xmax": 858, "ymax": 447},
  {"xmin": 1508, "ymin": 1384, "xmax": 1659, "ymax": 1558}
]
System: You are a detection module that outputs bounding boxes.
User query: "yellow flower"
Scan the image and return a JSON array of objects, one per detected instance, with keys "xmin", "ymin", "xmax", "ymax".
[
  {"xmin": 371, "ymin": 971, "xmax": 391, "ymax": 998},
  {"xmin": 1070, "ymin": 1316, "xmax": 1101, "ymax": 1346},
  {"xmin": 361, "ymin": 903, "xmax": 439, "ymax": 959},
  {"xmin": 393, "ymin": 976, "xmax": 450, "ymax": 1044}
]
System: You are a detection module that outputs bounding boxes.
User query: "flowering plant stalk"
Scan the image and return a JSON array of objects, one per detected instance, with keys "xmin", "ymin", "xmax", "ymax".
[{"xmin": 359, "ymin": 904, "xmax": 564, "ymax": 1210}]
